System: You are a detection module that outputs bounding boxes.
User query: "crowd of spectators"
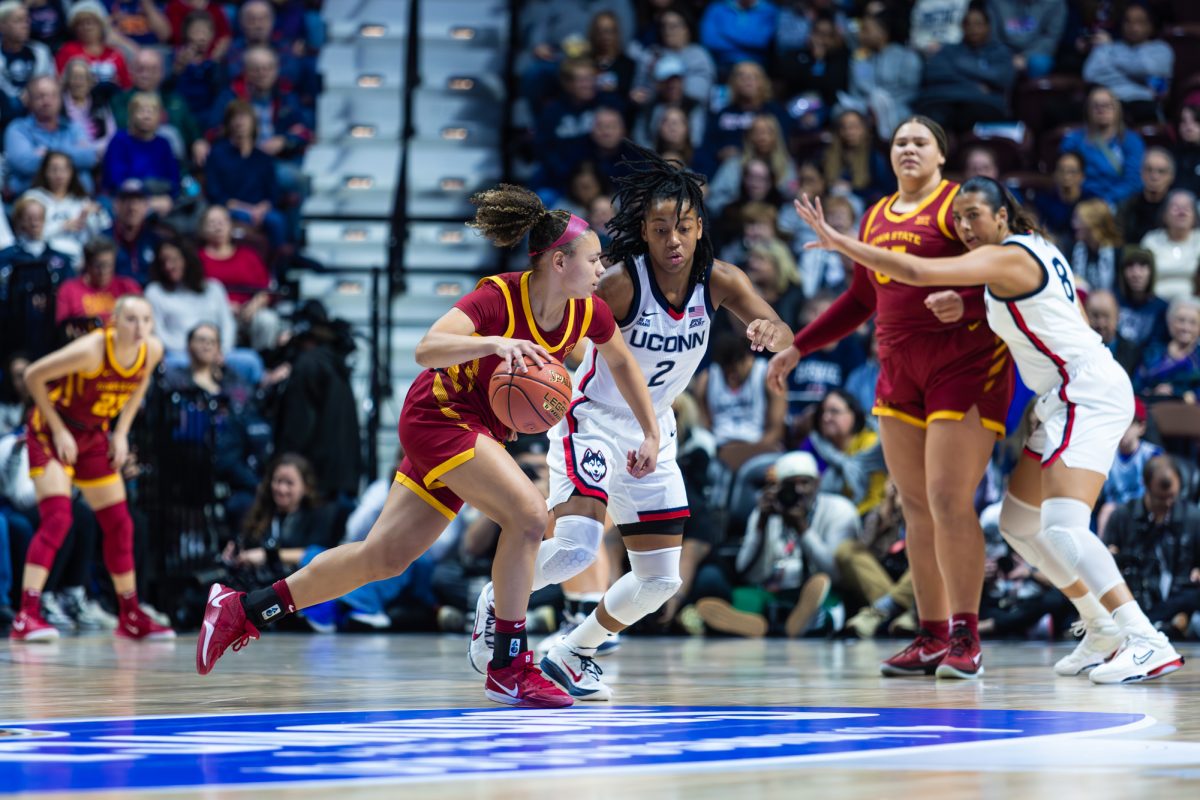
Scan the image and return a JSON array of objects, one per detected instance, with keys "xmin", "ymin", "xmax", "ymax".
[{"xmin": 2, "ymin": 0, "xmax": 1200, "ymax": 647}]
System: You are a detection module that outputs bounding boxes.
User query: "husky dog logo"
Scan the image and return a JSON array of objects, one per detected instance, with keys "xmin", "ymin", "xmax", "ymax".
[{"xmin": 580, "ymin": 448, "xmax": 608, "ymax": 482}]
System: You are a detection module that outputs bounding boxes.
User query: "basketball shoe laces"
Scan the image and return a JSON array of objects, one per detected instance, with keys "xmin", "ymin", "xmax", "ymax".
[
  {"xmin": 897, "ymin": 628, "xmax": 940, "ymax": 658},
  {"xmin": 946, "ymin": 626, "xmax": 973, "ymax": 659},
  {"xmin": 571, "ymin": 648, "xmax": 603, "ymax": 680}
]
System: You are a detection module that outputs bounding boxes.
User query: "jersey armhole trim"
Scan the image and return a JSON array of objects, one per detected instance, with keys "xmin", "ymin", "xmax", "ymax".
[
  {"xmin": 702, "ymin": 259, "xmax": 716, "ymax": 316},
  {"xmin": 987, "ymin": 241, "xmax": 1050, "ymax": 302},
  {"xmin": 480, "ymin": 275, "xmax": 517, "ymax": 339},
  {"xmin": 614, "ymin": 258, "xmax": 642, "ymax": 329},
  {"xmin": 936, "ymin": 184, "xmax": 960, "ymax": 241}
]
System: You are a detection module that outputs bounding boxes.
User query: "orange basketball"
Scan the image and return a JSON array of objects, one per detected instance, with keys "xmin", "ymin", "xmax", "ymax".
[{"xmin": 488, "ymin": 357, "xmax": 573, "ymax": 434}]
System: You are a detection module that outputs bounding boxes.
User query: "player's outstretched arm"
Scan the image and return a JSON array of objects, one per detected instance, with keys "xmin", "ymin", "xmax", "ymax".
[
  {"xmin": 794, "ymin": 195, "xmax": 1026, "ymax": 292},
  {"xmin": 595, "ymin": 333, "xmax": 660, "ymax": 479},
  {"xmin": 709, "ymin": 260, "xmax": 794, "ymax": 352},
  {"xmin": 415, "ymin": 308, "xmax": 551, "ymax": 373}
]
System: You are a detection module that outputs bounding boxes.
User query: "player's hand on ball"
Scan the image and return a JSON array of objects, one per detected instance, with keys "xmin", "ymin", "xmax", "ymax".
[
  {"xmin": 627, "ymin": 438, "xmax": 658, "ymax": 478},
  {"xmin": 766, "ymin": 348, "xmax": 799, "ymax": 394},
  {"xmin": 52, "ymin": 427, "xmax": 79, "ymax": 466},
  {"xmin": 745, "ymin": 319, "xmax": 780, "ymax": 352},
  {"xmin": 924, "ymin": 290, "xmax": 964, "ymax": 323},
  {"xmin": 492, "ymin": 337, "xmax": 551, "ymax": 372}
]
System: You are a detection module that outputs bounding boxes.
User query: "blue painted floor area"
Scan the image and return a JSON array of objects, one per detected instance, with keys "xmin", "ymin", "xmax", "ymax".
[{"xmin": 0, "ymin": 705, "xmax": 1150, "ymax": 794}]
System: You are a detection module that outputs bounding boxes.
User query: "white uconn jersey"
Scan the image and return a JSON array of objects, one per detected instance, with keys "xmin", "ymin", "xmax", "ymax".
[
  {"xmin": 575, "ymin": 255, "xmax": 714, "ymax": 412},
  {"xmin": 985, "ymin": 233, "xmax": 1106, "ymax": 395}
]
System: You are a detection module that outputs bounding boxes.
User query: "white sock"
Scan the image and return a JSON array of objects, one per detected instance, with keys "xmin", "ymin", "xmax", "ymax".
[
  {"xmin": 1071, "ymin": 592, "xmax": 1111, "ymax": 626},
  {"xmin": 1112, "ymin": 600, "xmax": 1156, "ymax": 636},
  {"xmin": 564, "ymin": 611, "xmax": 615, "ymax": 655}
]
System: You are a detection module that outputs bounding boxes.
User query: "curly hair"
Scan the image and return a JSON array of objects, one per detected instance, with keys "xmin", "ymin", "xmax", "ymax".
[
  {"xmin": 467, "ymin": 183, "xmax": 580, "ymax": 257},
  {"xmin": 605, "ymin": 139, "xmax": 714, "ymax": 284}
]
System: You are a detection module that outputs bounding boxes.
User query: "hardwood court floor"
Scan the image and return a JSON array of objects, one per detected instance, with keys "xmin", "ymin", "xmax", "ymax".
[{"xmin": 1, "ymin": 633, "xmax": 1198, "ymax": 799}]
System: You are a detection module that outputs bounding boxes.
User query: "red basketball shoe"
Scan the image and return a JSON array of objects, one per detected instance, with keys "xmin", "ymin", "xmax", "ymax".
[
  {"xmin": 486, "ymin": 651, "xmax": 574, "ymax": 708},
  {"xmin": 116, "ymin": 605, "xmax": 176, "ymax": 640},
  {"xmin": 880, "ymin": 629, "xmax": 950, "ymax": 676},
  {"xmin": 195, "ymin": 584, "xmax": 260, "ymax": 675},
  {"xmin": 9, "ymin": 609, "xmax": 59, "ymax": 642},
  {"xmin": 936, "ymin": 624, "xmax": 984, "ymax": 679}
]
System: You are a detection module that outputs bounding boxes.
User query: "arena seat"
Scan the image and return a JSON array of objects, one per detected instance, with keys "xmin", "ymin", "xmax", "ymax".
[
  {"xmin": 406, "ymin": 141, "xmax": 502, "ymax": 218},
  {"xmin": 318, "ymin": 40, "xmax": 405, "ymax": 92},
  {"xmin": 318, "ymin": 89, "xmax": 404, "ymax": 144},
  {"xmin": 325, "ymin": 0, "xmax": 409, "ymax": 42}
]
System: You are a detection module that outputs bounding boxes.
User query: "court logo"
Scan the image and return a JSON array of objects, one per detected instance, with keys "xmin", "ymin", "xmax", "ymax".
[
  {"xmin": 580, "ymin": 448, "xmax": 608, "ymax": 482},
  {"xmin": 0, "ymin": 706, "xmax": 1148, "ymax": 795}
]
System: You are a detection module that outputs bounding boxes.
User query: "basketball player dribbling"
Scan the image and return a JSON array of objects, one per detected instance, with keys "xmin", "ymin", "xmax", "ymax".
[
  {"xmin": 470, "ymin": 143, "xmax": 794, "ymax": 699},
  {"xmin": 12, "ymin": 295, "xmax": 174, "ymax": 642},
  {"xmin": 768, "ymin": 117, "xmax": 1013, "ymax": 679},
  {"xmin": 796, "ymin": 178, "xmax": 1183, "ymax": 684},
  {"xmin": 196, "ymin": 185, "xmax": 661, "ymax": 708}
]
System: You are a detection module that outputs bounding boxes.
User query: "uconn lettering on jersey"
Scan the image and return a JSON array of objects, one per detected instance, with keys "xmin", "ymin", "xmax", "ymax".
[{"xmin": 629, "ymin": 329, "xmax": 708, "ymax": 353}]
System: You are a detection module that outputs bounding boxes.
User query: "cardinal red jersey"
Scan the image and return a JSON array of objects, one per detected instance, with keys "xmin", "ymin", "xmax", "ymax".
[
  {"xmin": 395, "ymin": 271, "xmax": 616, "ymax": 520},
  {"xmin": 34, "ymin": 328, "xmax": 149, "ymax": 432},
  {"xmin": 856, "ymin": 179, "xmax": 980, "ymax": 354},
  {"xmin": 27, "ymin": 328, "xmax": 148, "ymax": 486}
]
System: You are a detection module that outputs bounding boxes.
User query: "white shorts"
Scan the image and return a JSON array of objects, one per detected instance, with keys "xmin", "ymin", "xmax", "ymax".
[
  {"xmin": 1025, "ymin": 356, "xmax": 1133, "ymax": 474},
  {"xmin": 546, "ymin": 400, "xmax": 687, "ymax": 528}
]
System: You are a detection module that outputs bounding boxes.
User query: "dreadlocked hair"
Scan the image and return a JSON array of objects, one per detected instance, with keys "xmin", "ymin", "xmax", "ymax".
[
  {"xmin": 606, "ymin": 140, "xmax": 714, "ymax": 284},
  {"xmin": 467, "ymin": 183, "xmax": 573, "ymax": 256}
]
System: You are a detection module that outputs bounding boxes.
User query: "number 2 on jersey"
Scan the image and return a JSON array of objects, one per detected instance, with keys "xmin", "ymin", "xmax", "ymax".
[{"xmin": 647, "ymin": 360, "xmax": 674, "ymax": 387}]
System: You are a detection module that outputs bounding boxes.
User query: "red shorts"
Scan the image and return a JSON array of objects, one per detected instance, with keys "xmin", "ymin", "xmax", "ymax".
[
  {"xmin": 874, "ymin": 324, "xmax": 1013, "ymax": 438},
  {"xmin": 394, "ymin": 393, "xmax": 499, "ymax": 521},
  {"xmin": 26, "ymin": 419, "xmax": 120, "ymax": 488}
]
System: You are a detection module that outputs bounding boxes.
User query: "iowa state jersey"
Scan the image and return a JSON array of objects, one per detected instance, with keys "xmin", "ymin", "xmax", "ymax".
[
  {"xmin": 408, "ymin": 270, "xmax": 616, "ymax": 440},
  {"xmin": 986, "ymin": 233, "xmax": 1105, "ymax": 395},
  {"xmin": 36, "ymin": 328, "xmax": 148, "ymax": 431},
  {"xmin": 575, "ymin": 255, "xmax": 714, "ymax": 414},
  {"xmin": 856, "ymin": 179, "xmax": 981, "ymax": 351}
]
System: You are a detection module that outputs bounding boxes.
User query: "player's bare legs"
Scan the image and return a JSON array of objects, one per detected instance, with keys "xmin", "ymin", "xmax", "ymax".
[{"xmin": 877, "ymin": 418, "xmax": 945, "ymax": 620}]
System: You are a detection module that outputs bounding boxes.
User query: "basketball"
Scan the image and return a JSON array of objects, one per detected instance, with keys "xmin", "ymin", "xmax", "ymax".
[{"xmin": 488, "ymin": 357, "xmax": 573, "ymax": 433}]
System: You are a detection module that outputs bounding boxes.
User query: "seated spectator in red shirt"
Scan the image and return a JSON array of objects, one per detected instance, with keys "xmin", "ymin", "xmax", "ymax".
[
  {"xmin": 55, "ymin": 235, "xmax": 141, "ymax": 327},
  {"xmin": 103, "ymin": 92, "xmax": 180, "ymax": 215},
  {"xmin": 54, "ymin": 2, "xmax": 131, "ymax": 89},
  {"xmin": 165, "ymin": 0, "xmax": 229, "ymax": 60},
  {"xmin": 197, "ymin": 204, "xmax": 270, "ymax": 304}
]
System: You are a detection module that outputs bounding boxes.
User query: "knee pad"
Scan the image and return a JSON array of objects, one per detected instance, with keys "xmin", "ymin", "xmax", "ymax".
[
  {"xmin": 531, "ymin": 515, "xmax": 604, "ymax": 591},
  {"xmin": 998, "ymin": 493, "xmax": 1057, "ymax": 577},
  {"xmin": 1037, "ymin": 496, "xmax": 1092, "ymax": 588},
  {"xmin": 1042, "ymin": 497, "xmax": 1124, "ymax": 597},
  {"xmin": 603, "ymin": 546, "xmax": 683, "ymax": 626},
  {"xmin": 25, "ymin": 496, "xmax": 73, "ymax": 569},
  {"xmin": 96, "ymin": 502, "xmax": 135, "ymax": 575}
]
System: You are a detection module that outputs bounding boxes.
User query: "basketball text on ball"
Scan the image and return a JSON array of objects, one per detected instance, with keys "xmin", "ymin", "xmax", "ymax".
[{"xmin": 543, "ymin": 395, "xmax": 566, "ymax": 417}]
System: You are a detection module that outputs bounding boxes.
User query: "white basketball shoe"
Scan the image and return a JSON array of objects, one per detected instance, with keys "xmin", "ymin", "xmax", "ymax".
[
  {"xmin": 1054, "ymin": 618, "xmax": 1123, "ymax": 676},
  {"xmin": 539, "ymin": 640, "xmax": 613, "ymax": 701},
  {"xmin": 468, "ymin": 582, "xmax": 495, "ymax": 675},
  {"xmin": 1088, "ymin": 629, "xmax": 1184, "ymax": 684}
]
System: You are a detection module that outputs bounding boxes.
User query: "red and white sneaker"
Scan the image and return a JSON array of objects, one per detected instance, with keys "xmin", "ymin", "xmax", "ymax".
[
  {"xmin": 116, "ymin": 605, "xmax": 176, "ymax": 641},
  {"xmin": 9, "ymin": 610, "xmax": 60, "ymax": 642},
  {"xmin": 485, "ymin": 651, "xmax": 573, "ymax": 708},
  {"xmin": 880, "ymin": 629, "xmax": 950, "ymax": 676},
  {"xmin": 195, "ymin": 584, "xmax": 260, "ymax": 675},
  {"xmin": 936, "ymin": 625, "xmax": 984, "ymax": 679}
]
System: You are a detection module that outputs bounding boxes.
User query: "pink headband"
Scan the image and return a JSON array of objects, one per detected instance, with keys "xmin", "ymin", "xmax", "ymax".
[{"xmin": 529, "ymin": 213, "xmax": 590, "ymax": 257}]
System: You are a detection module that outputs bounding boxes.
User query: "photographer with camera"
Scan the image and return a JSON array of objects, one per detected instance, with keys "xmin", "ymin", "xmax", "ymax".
[{"xmin": 696, "ymin": 451, "xmax": 859, "ymax": 638}]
